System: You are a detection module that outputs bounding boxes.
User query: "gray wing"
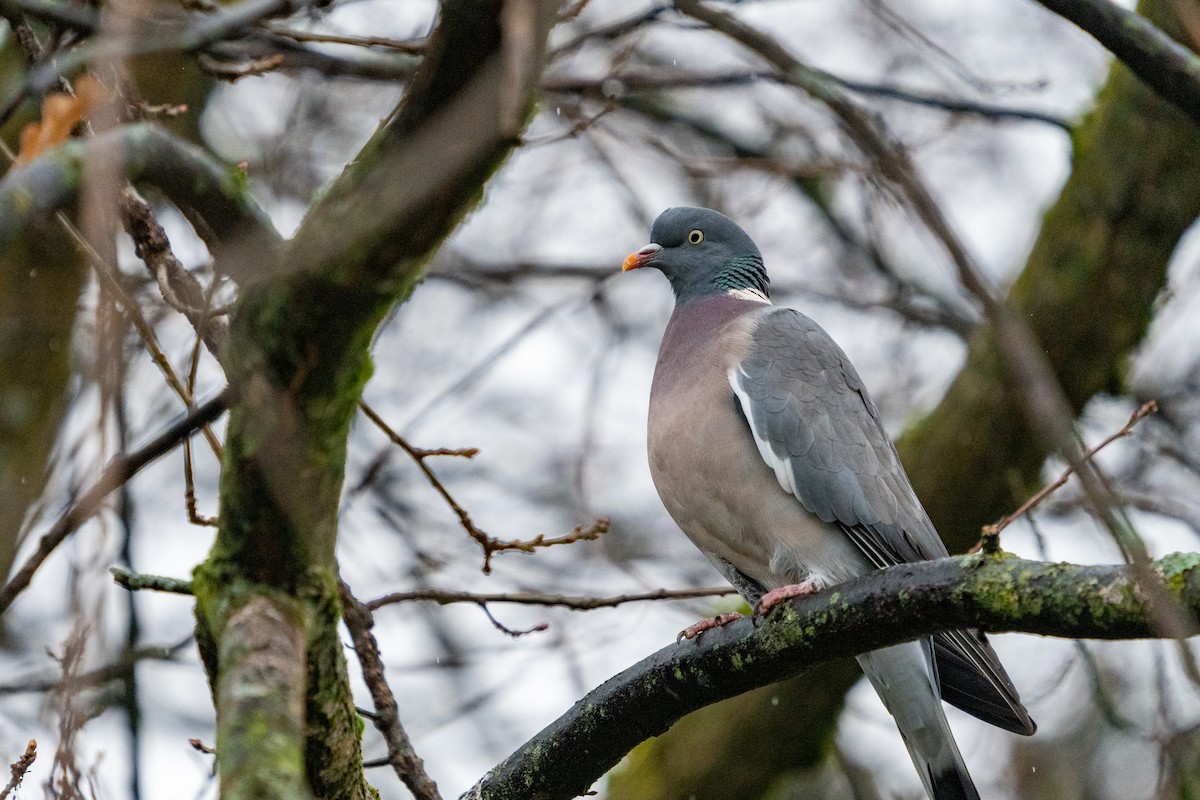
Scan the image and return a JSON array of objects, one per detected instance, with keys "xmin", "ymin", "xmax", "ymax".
[
  {"xmin": 728, "ymin": 306, "xmax": 943, "ymax": 562},
  {"xmin": 730, "ymin": 307, "xmax": 1035, "ymax": 736}
]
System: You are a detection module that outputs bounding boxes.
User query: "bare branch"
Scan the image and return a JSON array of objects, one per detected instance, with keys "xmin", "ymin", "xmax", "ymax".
[
  {"xmin": 1033, "ymin": 0, "xmax": 1200, "ymax": 124},
  {"xmin": 0, "ymin": 740, "xmax": 36, "ymax": 800},
  {"xmin": 0, "ymin": 638, "xmax": 193, "ymax": 695},
  {"xmin": 980, "ymin": 400, "xmax": 1159, "ymax": 544},
  {"xmin": 118, "ymin": 187, "xmax": 229, "ymax": 355},
  {"xmin": 59, "ymin": 212, "xmax": 224, "ymax": 458},
  {"xmin": 0, "ymin": 388, "xmax": 232, "ymax": 616},
  {"xmin": 367, "ymin": 586, "xmax": 737, "ymax": 612},
  {"xmin": 359, "ymin": 401, "xmax": 609, "ymax": 573},
  {"xmin": 544, "ymin": 69, "xmax": 1072, "ymax": 129},
  {"xmin": 480, "ymin": 606, "xmax": 550, "ymax": 638},
  {"xmin": 340, "ymin": 581, "xmax": 442, "ymax": 800},
  {"xmin": 261, "ymin": 24, "xmax": 427, "ymax": 53}
]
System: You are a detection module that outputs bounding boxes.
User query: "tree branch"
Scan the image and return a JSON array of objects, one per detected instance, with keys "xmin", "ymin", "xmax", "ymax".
[
  {"xmin": 367, "ymin": 586, "xmax": 736, "ymax": 611},
  {"xmin": 0, "ymin": 123, "xmax": 278, "ymax": 279},
  {"xmin": 1033, "ymin": 0, "xmax": 1200, "ymax": 125},
  {"xmin": 467, "ymin": 552, "xmax": 1200, "ymax": 800},
  {"xmin": 359, "ymin": 401, "xmax": 608, "ymax": 573},
  {"xmin": 545, "ymin": 68, "xmax": 1072, "ymax": 129},
  {"xmin": 0, "ymin": 388, "xmax": 232, "ymax": 616},
  {"xmin": 213, "ymin": 595, "xmax": 312, "ymax": 800},
  {"xmin": 190, "ymin": 3, "xmax": 560, "ymax": 798},
  {"xmin": 340, "ymin": 581, "xmax": 442, "ymax": 800}
]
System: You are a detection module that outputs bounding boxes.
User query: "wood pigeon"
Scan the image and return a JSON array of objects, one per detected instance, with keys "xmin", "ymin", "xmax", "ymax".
[{"xmin": 622, "ymin": 207, "xmax": 1035, "ymax": 800}]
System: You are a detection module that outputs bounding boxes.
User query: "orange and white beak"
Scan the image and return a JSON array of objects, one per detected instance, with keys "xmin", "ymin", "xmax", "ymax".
[{"xmin": 621, "ymin": 243, "xmax": 663, "ymax": 272}]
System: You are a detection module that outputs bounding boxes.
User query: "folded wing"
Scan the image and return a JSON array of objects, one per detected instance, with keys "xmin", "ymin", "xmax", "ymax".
[{"xmin": 729, "ymin": 307, "xmax": 1035, "ymax": 735}]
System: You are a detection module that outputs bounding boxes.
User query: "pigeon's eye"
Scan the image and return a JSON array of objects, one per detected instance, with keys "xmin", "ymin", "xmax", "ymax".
[{"xmin": 688, "ymin": 229, "xmax": 704, "ymax": 245}]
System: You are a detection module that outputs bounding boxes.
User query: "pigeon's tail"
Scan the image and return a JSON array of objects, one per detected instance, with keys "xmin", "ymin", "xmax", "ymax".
[{"xmin": 857, "ymin": 640, "xmax": 980, "ymax": 800}]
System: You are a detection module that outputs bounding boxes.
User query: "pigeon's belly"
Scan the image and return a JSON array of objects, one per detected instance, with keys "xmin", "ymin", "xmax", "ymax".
[{"xmin": 648, "ymin": 362, "xmax": 869, "ymax": 592}]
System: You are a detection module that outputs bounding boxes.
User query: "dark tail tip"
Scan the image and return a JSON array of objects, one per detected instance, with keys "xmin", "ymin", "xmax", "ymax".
[{"xmin": 929, "ymin": 764, "xmax": 982, "ymax": 800}]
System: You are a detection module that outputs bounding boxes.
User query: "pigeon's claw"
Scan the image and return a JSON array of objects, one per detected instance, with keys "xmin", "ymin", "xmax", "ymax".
[
  {"xmin": 677, "ymin": 611, "xmax": 744, "ymax": 642},
  {"xmin": 755, "ymin": 579, "xmax": 821, "ymax": 616}
]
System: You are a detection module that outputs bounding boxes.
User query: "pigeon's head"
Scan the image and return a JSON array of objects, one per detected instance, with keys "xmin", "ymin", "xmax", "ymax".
[{"xmin": 622, "ymin": 207, "xmax": 769, "ymax": 303}]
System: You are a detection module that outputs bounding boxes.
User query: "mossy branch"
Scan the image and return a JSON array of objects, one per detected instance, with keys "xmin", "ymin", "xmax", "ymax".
[
  {"xmin": 0, "ymin": 123, "xmax": 278, "ymax": 271},
  {"xmin": 0, "ymin": 124, "xmax": 270, "ymax": 579},
  {"xmin": 196, "ymin": 2, "xmax": 558, "ymax": 799},
  {"xmin": 1033, "ymin": 0, "xmax": 1200, "ymax": 125},
  {"xmin": 469, "ymin": 552, "xmax": 1200, "ymax": 800},
  {"xmin": 210, "ymin": 594, "xmax": 313, "ymax": 800}
]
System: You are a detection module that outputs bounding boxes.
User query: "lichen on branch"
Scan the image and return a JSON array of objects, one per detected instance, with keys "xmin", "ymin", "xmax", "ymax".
[{"xmin": 471, "ymin": 552, "xmax": 1200, "ymax": 800}]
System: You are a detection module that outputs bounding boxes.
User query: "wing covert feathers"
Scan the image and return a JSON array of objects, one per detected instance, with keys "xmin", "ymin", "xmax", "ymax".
[{"xmin": 730, "ymin": 306, "xmax": 1036, "ymax": 735}]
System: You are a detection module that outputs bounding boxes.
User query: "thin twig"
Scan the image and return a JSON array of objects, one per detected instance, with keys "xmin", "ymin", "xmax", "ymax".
[
  {"xmin": 118, "ymin": 187, "xmax": 229, "ymax": 355},
  {"xmin": 57, "ymin": 212, "xmax": 224, "ymax": 459},
  {"xmin": 0, "ymin": 388, "xmax": 232, "ymax": 615},
  {"xmin": 358, "ymin": 401, "xmax": 609, "ymax": 573},
  {"xmin": 0, "ymin": 741, "xmax": 37, "ymax": 800},
  {"xmin": 544, "ymin": 69, "xmax": 1071, "ymax": 129},
  {"xmin": 552, "ymin": 4, "xmax": 666, "ymax": 56},
  {"xmin": 110, "ymin": 566, "xmax": 194, "ymax": 595},
  {"xmin": 339, "ymin": 581, "xmax": 442, "ymax": 800},
  {"xmin": 0, "ymin": 637, "xmax": 193, "ymax": 695},
  {"xmin": 262, "ymin": 24, "xmax": 427, "ymax": 53},
  {"xmin": 197, "ymin": 51, "xmax": 286, "ymax": 80},
  {"xmin": 367, "ymin": 585, "xmax": 737, "ymax": 611},
  {"xmin": 183, "ymin": 437, "xmax": 219, "ymax": 527},
  {"xmin": 979, "ymin": 401, "xmax": 1159, "ymax": 544},
  {"xmin": 479, "ymin": 606, "xmax": 549, "ymax": 638}
]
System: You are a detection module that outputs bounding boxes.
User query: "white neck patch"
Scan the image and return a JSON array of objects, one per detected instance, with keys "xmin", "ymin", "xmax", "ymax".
[{"xmin": 726, "ymin": 287, "xmax": 771, "ymax": 303}]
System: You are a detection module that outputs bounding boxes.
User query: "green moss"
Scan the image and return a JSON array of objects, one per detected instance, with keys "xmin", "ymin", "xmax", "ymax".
[
  {"xmin": 970, "ymin": 563, "xmax": 1027, "ymax": 619},
  {"xmin": 1160, "ymin": 552, "xmax": 1200, "ymax": 591}
]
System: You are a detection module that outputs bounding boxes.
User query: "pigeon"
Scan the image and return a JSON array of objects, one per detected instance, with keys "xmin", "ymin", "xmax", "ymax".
[{"xmin": 622, "ymin": 206, "xmax": 1035, "ymax": 800}]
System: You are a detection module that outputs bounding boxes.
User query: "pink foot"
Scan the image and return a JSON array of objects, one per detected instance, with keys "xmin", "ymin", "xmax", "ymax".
[
  {"xmin": 677, "ymin": 611, "xmax": 744, "ymax": 642},
  {"xmin": 756, "ymin": 580, "xmax": 821, "ymax": 615}
]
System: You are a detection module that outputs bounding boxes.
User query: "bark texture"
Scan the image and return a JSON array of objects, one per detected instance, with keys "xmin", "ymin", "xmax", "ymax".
[
  {"xmin": 191, "ymin": 1, "xmax": 558, "ymax": 797},
  {"xmin": 478, "ymin": 552, "xmax": 1200, "ymax": 800}
]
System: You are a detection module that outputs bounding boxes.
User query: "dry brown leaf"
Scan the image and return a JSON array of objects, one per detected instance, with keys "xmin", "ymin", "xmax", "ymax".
[{"xmin": 13, "ymin": 75, "xmax": 108, "ymax": 166}]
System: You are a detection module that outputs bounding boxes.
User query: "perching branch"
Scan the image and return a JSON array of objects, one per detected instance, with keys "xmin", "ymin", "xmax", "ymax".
[{"xmin": 467, "ymin": 551, "xmax": 1200, "ymax": 800}]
